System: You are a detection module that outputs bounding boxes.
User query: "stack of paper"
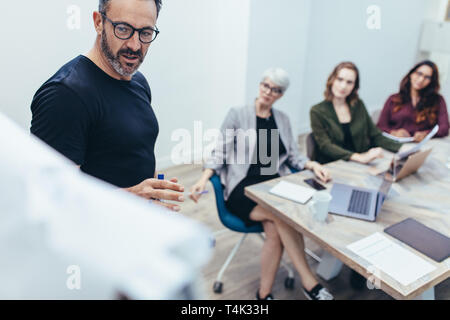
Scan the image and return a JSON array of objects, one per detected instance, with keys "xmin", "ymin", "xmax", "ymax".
[{"xmin": 347, "ymin": 233, "xmax": 436, "ymax": 286}]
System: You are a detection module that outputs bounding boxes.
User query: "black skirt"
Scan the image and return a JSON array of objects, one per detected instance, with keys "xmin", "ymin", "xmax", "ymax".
[
  {"xmin": 225, "ymin": 173, "xmax": 280, "ymax": 227},
  {"xmin": 225, "ymin": 114, "xmax": 285, "ymax": 227}
]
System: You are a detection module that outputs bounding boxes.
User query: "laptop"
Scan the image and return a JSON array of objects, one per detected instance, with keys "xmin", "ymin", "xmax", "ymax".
[
  {"xmin": 387, "ymin": 148, "xmax": 432, "ymax": 182},
  {"xmin": 329, "ymin": 178, "xmax": 392, "ymax": 222},
  {"xmin": 384, "ymin": 124, "xmax": 438, "ymax": 182}
]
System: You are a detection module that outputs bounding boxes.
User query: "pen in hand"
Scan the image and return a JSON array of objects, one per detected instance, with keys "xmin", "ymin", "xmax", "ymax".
[{"xmin": 186, "ymin": 190, "xmax": 209, "ymax": 196}]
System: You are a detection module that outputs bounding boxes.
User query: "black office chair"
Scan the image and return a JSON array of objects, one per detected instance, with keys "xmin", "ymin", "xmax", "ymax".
[
  {"xmin": 306, "ymin": 133, "xmax": 317, "ymax": 161},
  {"xmin": 210, "ymin": 174, "xmax": 295, "ymax": 294}
]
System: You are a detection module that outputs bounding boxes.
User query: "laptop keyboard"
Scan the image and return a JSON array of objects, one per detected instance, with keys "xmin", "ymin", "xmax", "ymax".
[{"xmin": 348, "ymin": 190, "xmax": 372, "ymax": 215}]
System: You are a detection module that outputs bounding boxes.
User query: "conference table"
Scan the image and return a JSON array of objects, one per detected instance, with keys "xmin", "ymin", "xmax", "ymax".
[{"xmin": 244, "ymin": 137, "xmax": 450, "ymax": 300}]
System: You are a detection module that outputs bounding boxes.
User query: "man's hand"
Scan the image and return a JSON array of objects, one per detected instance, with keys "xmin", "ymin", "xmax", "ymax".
[
  {"xmin": 125, "ymin": 178, "xmax": 185, "ymax": 212},
  {"xmin": 413, "ymin": 130, "xmax": 428, "ymax": 142},
  {"xmin": 390, "ymin": 128, "xmax": 411, "ymax": 138}
]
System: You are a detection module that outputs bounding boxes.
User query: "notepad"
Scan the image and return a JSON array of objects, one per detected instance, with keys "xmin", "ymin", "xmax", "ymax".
[
  {"xmin": 269, "ymin": 181, "xmax": 316, "ymax": 204},
  {"xmin": 347, "ymin": 233, "xmax": 436, "ymax": 286}
]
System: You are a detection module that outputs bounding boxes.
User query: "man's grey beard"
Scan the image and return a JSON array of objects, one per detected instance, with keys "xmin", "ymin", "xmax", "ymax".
[{"xmin": 101, "ymin": 30, "xmax": 144, "ymax": 78}]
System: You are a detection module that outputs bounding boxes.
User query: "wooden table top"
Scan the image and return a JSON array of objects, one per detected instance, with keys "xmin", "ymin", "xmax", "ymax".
[{"xmin": 245, "ymin": 137, "xmax": 450, "ymax": 300}]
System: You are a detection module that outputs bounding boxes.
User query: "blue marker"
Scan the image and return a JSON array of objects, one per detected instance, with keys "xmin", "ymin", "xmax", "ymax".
[{"xmin": 157, "ymin": 174, "xmax": 165, "ymax": 203}]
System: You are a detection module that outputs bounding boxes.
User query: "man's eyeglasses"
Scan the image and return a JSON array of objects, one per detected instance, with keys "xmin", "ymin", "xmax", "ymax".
[
  {"xmin": 101, "ymin": 13, "xmax": 159, "ymax": 44},
  {"xmin": 260, "ymin": 82, "xmax": 283, "ymax": 95}
]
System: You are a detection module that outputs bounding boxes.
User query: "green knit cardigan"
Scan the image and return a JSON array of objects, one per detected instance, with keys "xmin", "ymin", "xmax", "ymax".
[{"xmin": 310, "ymin": 99, "xmax": 401, "ymax": 164}]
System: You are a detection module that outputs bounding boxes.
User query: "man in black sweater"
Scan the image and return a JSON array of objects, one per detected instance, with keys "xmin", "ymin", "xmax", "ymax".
[{"xmin": 31, "ymin": 0, "xmax": 184, "ymax": 211}]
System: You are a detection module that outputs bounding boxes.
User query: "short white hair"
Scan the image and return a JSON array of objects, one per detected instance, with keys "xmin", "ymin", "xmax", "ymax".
[{"xmin": 261, "ymin": 68, "xmax": 290, "ymax": 92}]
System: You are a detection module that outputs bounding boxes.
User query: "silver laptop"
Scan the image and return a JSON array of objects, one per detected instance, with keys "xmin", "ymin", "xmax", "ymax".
[
  {"xmin": 386, "ymin": 148, "xmax": 432, "ymax": 182},
  {"xmin": 385, "ymin": 125, "xmax": 438, "ymax": 182},
  {"xmin": 328, "ymin": 178, "xmax": 392, "ymax": 222}
]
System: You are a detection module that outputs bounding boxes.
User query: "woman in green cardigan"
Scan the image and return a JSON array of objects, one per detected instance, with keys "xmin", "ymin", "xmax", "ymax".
[{"xmin": 310, "ymin": 62, "xmax": 401, "ymax": 164}]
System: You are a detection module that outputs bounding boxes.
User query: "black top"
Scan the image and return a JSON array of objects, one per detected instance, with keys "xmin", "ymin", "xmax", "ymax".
[
  {"xmin": 30, "ymin": 55, "xmax": 159, "ymax": 188},
  {"xmin": 225, "ymin": 114, "xmax": 286, "ymax": 226},
  {"xmin": 341, "ymin": 122, "xmax": 355, "ymax": 152},
  {"xmin": 247, "ymin": 114, "xmax": 287, "ymax": 177}
]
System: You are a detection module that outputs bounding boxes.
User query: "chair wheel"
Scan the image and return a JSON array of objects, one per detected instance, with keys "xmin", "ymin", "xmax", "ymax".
[
  {"xmin": 213, "ymin": 281, "xmax": 223, "ymax": 293},
  {"xmin": 284, "ymin": 277, "xmax": 295, "ymax": 289}
]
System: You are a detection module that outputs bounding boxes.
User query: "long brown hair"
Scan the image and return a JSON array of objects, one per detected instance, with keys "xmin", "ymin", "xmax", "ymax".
[
  {"xmin": 394, "ymin": 60, "xmax": 440, "ymax": 111},
  {"xmin": 324, "ymin": 62, "xmax": 360, "ymax": 107},
  {"xmin": 392, "ymin": 60, "xmax": 441, "ymax": 124}
]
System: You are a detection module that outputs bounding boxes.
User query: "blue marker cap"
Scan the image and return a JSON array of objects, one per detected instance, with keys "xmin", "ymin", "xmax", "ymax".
[{"xmin": 157, "ymin": 174, "xmax": 164, "ymax": 180}]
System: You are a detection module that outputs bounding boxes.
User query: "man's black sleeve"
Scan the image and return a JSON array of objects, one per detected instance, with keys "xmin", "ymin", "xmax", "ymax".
[{"xmin": 30, "ymin": 84, "xmax": 92, "ymax": 165}]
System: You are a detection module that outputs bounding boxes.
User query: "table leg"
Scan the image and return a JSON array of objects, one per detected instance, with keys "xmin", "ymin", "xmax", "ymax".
[
  {"xmin": 414, "ymin": 287, "xmax": 435, "ymax": 300},
  {"xmin": 316, "ymin": 251, "xmax": 343, "ymax": 281}
]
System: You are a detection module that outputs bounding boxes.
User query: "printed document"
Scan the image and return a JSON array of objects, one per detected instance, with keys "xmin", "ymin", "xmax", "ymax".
[{"xmin": 347, "ymin": 233, "xmax": 436, "ymax": 286}]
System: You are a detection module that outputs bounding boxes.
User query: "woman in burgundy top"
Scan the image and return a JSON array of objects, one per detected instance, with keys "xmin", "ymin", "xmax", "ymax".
[{"xmin": 377, "ymin": 60, "xmax": 449, "ymax": 142}]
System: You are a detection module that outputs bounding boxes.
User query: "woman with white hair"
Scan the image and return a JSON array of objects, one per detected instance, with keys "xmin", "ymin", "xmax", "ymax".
[{"xmin": 190, "ymin": 68, "xmax": 334, "ymax": 300}]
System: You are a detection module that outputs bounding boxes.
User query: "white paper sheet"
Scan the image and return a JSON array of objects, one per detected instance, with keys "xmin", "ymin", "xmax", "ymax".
[
  {"xmin": 396, "ymin": 125, "xmax": 439, "ymax": 159},
  {"xmin": 382, "ymin": 132, "xmax": 415, "ymax": 143},
  {"xmin": 347, "ymin": 233, "xmax": 436, "ymax": 286},
  {"xmin": 269, "ymin": 181, "xmax": 315, "ymax": 204}
]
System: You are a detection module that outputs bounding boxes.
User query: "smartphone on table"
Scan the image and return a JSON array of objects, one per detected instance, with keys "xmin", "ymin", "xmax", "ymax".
[{"xmin": 303, "ymin": 178, "xmax": 327, "ymax": 191}]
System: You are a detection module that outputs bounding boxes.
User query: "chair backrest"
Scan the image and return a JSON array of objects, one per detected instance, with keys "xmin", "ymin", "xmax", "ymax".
[
  {"xmin": 306, "ymin": 133, "xmax": 316, "ymax": 161},
  {"xmin": 209, "ymin": 175, "xmax": 263, "ymax": 233},
  {"xmin": 371, "ymin": 109, "xmax": 382, "ymax": 124}
]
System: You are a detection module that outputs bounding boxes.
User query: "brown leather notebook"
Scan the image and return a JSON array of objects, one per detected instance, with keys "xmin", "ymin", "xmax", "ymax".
[{"xmin": 384, "ymin": 218, "xmax": 450, "ymax": 263}]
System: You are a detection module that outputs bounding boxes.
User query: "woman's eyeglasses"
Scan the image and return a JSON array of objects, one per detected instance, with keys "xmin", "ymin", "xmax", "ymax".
[
  {"xmin": 260, "ymin": 82, "xmax": 283, "ymax": 95},
  {"xmin": 414, "ymin": 70, "xmax": 432, "ymax": 81}
]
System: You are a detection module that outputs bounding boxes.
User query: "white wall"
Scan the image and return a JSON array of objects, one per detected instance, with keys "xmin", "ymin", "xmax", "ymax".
[
  {"xmin": 0, "ymin": 0, "xmax": 250, "ymax": 169},
  {"xmin": 300, "ymin": 0, "xmax": 431, "ymax": 131},
  {"xmin": 245, "ymin": 0, "xmax": 312, "ymax": 135},
  {"xmin": 0, "ymin": 0, "xmax": 446, "ymax": 170},
  {"xmin": 421, "ymin": 0, "xmax": 450, "ymax": 97},
  {"xmin": 244, "ymin": 0, "xmax": 442, "ymax": 136},
  {"xmin": 148, "ymin": 0, "xmax": 250, "ymax": 168},
  {"xmin": 0, "ymin": 0, "xmax": 96, "ymax": 129},
  {"xmin": 424, "ymin": 0, "xmax": 450, "ymax": 20}
]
